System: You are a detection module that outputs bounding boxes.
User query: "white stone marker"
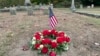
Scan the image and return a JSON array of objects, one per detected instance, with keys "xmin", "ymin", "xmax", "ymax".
[
  {"xmin": 91, "ymin": 4, "xmax": 94, "ymax": 8},
  {"xmin": 10, "ymin": 6, "xmax": 16, "ymax": 15},
  {"xmin": 71, "ymin": 0, "xmax": 76, "ymax": 12}
]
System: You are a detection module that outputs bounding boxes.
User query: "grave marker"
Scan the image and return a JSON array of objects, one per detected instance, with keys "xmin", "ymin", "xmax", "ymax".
[
  {"xmin": 42, "ymin": 5, "xmax": 49, "ymax": 15},
  {"xmin": 10, "ymin": 6, "xmax": 16, "ymax": 15},
  {"xmin": 71, "ymin": 0, "xmax": 76, "ymax": 12},
  {"xmin": 80, "ymin": 4, "xmax": 83, "ymax": 9},
  {"xmin": 87, "ymin": 6, "xmax": 91, "ymax": 8},
  {"xmin": 25, "ymin": 0, "xmax": 31, "ymax": 6},
  {"xmin": 91, "ymin": 4, "xmax": 94, "ymax": 8},
  {"xmin": 50, "ymin": 4, "xmax": 53, "ymax": 9},
  {"xmin": 27, "ymin": 6, "xmax": 33, "ymax": 15}
]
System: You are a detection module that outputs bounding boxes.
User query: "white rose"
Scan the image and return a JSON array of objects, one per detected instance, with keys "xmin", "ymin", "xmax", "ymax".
[
  {"xmin": 39, "ymin": 45, "xmax": 44, "ymax": 49},
  {"xmin": 32, "ymin": 37, "xmax": 36, "ymax": 41},
  {"xmin": 39, "ymin": 32, "xmax": 42, "ymax": 35},
  {"xmin": 49, "ymin": 30, "xmax": 51, "ymax": 32},
  {"xmin": 41, "ymin": 36, "xmax": 44, "ymax": 39},
  {"xmin": 52, "ymin": 40, "xmax": 57, "ymax": 42},
  {"xmin": 64, "ymin": 34, "xmax": 67, "ymax": 37},
  {"xmin": 32, "ymin": 41, "xmax": 36, "ymax": 45}
]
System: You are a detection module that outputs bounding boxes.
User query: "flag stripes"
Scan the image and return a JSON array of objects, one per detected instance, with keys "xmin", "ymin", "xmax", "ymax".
[{"xmin": 49, "ymin": 7, "xmax": 58, "ymax": 29}]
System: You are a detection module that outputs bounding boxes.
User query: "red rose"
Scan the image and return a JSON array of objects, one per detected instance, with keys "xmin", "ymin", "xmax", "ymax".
[
  {"xmin": 51, "ymin": 42, "xmax": 58, "ymax": 48},
  {"xmin": 42, "ymin": 30, "xmax": 51, "ymax": 36},
  {"xmin": 51, "ymin": 29, "xmax": 58, "ymax": 36},
  {"xmin": 34, "ymin": 34, "xmax": 41, "ymax": 40},
  {"xmin": 49, "ymin": 51, "xmax": 56, "ymax": 56},
  {"xmin": 34, "ymin": 44, "xmax": 40, "ymax": 49},
  {"xmin": 58, "ymin": 32, "xmax": 65, "ymax": 37},
  {"xmin": 41, "ymin": 38, "xmax": 51, "ymax": 44},
  {"xmin": 65, "ymin": 37, "xmax": 70, "ymax": 42},
  {"xmin": 35, "ymin": 32, "xmax": 41, "ymax": 36},
  {"xmin": 41, "ymin": 47, "xmax": 48, "ymax": 54},
  {"xmin": 57, "ymin": 37, "xmax": 65, "ymax": 43}
]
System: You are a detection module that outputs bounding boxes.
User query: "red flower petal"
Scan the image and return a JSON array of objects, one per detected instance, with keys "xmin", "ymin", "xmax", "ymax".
[
  {"xmin": 51, "ymin": 42, "xmax": 58, "ymax": 48},
  {"xmin": 35, "ymin": 32, "xmax": 41, "ymax": 35},
  {"xmin": 51, "ymin": 29, "xmax": 58, "ymax": 36},
  {"xmin": 34, "ymin": 44, "xmax": 40, "ymax": 49},
  {"xmin": 65, "ymin": 37, "xmax": 70, "ymax": 42},
  {"xmin": 49, "ymin": 51, "xmax": 56, "ymax": 56},
  {"xmin": 34, "ymin": 34, "xmax": 41, "ymax": 40},
  {"xmin": 41, "ymin": 47, "xmax": 48, "ymax": 54},
  {"xmin": 41, "ymin": 38, "xmax": 51, "ymax": 44},
  {"xmin": 58, "ymin": 32, "xmax": 65, "ymax": 37},
  {"xmin": 42, "ymin": 30, "xmax": 51, "ymax": 36},
  {"xmin": 57, "ymin": 37, "xmax": 65, "ymax": 43}
]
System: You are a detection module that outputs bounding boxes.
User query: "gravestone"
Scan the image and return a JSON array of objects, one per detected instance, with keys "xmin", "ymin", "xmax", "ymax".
[
  {"xmin": 80, "ymin": 4, "xmax": 83, "ymax": 9},
  {"xmin": 4, "ymin": 7, "xmax": 7, "ymax": 9},
  {"xmin": 91, "ymin": 4, "xmax": 94, "ymax": 8},
  {"xmin": 39, "ymin": 3, "xmax": 42, "ymax": 10},
  {"xmin": 50, "ymin": 4, "xmax": 53, "ymax": 9},
  {"xmin": 26, "ymin": 6, "xmax": 33, "ymax": 15},
  {"xmin": 10, "ymin": 6, "xmax": 16, "ymax": 15},
  {"xmin": 42, "ymin": 5, "xmax": 49, "ymax": 15},
  {"xmin": 25, "ymin": 0, "xmax": 31, "ymax": 6},
  {"xmin": 43, "ymin": 9, "xmax": 49, "ymax": 15},
  {"xmin": 71, "ymin": 0, "xmax": 76, "ymax": 12},
  {"xmin": 87, "ymin": 6, "xmax": 91, "ymax": 8}
]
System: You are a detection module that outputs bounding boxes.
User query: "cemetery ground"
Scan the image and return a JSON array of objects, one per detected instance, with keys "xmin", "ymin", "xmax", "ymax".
[
  {"xmin": 0, "ymin": 8, "xmax": 100, "ymax": 56},
  {"xmin": 76, "ymin": 8, "xmax": 100, "ymax": 16}
]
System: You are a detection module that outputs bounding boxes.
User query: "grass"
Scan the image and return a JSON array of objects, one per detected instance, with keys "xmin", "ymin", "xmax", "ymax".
[
  {"xmin": 0, "ymin": 31, "xmax": 15, "ymax": 56},
  {"xmin": 56, "ymin": 8, "xmax": 100, "ymax": 26},
  {"xmin": 76, "ymin": 7, "xmax": 100, "ymax": 27},
  {"xmin": 85, "ymin": 17, "xmax": 100, "ymax": 27},
  {"xmin": 77, "ymin": 7, "xmax": 100, "ymax": 11},
  {"xmin": 0, "ymin": 13, "xmax": 37, "ymax": 55},
  {"xmin": 76, "ymin": 7, "xmax": 100, "ymax": 15}
]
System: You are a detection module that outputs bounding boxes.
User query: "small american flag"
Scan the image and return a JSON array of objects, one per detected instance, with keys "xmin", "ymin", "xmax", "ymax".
[{"xmin": 49, "ymin": 7, "xmax": 58, "ymax": 29}]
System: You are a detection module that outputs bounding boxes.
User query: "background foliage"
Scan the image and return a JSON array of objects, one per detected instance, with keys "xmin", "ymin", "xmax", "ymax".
[{"xmin": 0, "ymin": 0, "xmax": 100, "ymax": 8}]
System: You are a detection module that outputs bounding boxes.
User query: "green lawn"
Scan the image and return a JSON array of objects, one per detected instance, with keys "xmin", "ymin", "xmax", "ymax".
[{"xmin": 76, "ymin": 8, "xmax": 100, "ymax": 15}]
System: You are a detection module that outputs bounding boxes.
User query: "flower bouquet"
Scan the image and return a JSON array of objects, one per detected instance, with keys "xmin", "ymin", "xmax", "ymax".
[{"xmin": 29, "ymin": 29, "xmax": 70, "ymax": 56}]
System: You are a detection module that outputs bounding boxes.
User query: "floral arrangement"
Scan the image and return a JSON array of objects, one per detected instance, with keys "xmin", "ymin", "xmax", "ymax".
[{"xmin": 30, "ymin": 29, "xmax": 70, "ymax": 56}]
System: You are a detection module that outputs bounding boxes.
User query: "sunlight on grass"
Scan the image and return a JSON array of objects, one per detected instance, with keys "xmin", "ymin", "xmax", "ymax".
[
  {"xmin": 76, "ymin": 8, "xmax": 100, "ymax": 15},
  {"xmin": 86, "ymin": 17, "xmax": 100, "ymax": 27},
  {"xmin": 77, "ymin": 7, "xmax": 100, "ymax": 11}
]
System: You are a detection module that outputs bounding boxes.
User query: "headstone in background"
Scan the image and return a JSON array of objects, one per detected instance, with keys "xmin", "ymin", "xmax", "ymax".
[
  {"xmin": 50, "ymin": 4, "xmax": 53, "ymax": 9},
  {"xmin": 43, "ymin": 9, "xmax": 49, "ymax": 15},
  {"xmin": 91, "ymin": 4, "xmax": 94, "ymax": 8},
  {"xmin": 10, "ymin": 6, "xmax": 16, "ymax": 15},
  {"xmin": 32, "ymin": 4, "xmax": 35, "ymax": 8},
  {"xmin": 71, "ymin": 0, "xmax": 76, "ymax": 12},
  {"xmin": 39, "ymin": 3, "xmax": 42, "ymax": 10},
  {"xmin": 39, "ymin": 3, "xmax": 42, "ymax": 7},
  {"xmin": 87, "ymin": 6, "xmax": 91, "ymax": 8},
  {"xmin": 4, "ymin": 7, "xmax": 7, "ymax": 9},
  {"xmin": 80, "ymin": 4, "xmax": 83, "ymax": 9},
  {"xmin": 42, "ymin": 6, "xmax": 49, "ymax": 15},
  {"xmin": 17, "ymin": 5, "xmax": 20, "ymax": 8},
  {"xmin": 25, "ymin": 0, "xmax": 31, "ymax": 6},
  {"xmin": 27, "ymin": 6, "xmax": 33, "ymax": 15}
]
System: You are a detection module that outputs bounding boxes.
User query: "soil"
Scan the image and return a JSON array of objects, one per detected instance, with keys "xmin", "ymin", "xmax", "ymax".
[{"xmin": 0, "ymin": 9, "xmax": 100, "ymax": 56}]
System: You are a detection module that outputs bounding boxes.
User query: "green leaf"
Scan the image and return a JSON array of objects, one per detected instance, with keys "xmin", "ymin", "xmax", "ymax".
[
  {"xmin": 63, "ymin": 43, "xmax": 69, "ymax": 51},
  {"xmin": 29, "ymin": 40, "xmax": 34, "ymax": 49}
]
